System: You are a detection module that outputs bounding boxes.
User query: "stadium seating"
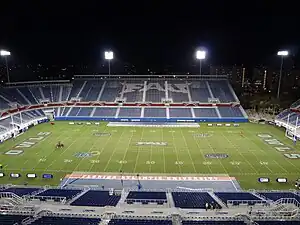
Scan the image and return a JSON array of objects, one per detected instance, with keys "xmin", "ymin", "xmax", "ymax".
[
  {"xmin": 214, "ymin": 192, "xmax": 263, "ymax": 205},
  {"xmin": 169, "ymin": 108, "xmax": 192, "ymax": 118},
  {"xmin": 0, "ymin": 187, "xmax": 41, "ymax": 196},
  {"xmin": 183, "ymin": 221, "xmax": 246, "ymax": 225},
  {"xmin": 126, "ymin": 191, "xmax": 167, "ymax": 204},
  {"xmin": 36, "ymin": 189, "xmax": 82, "ymax": 200},
  {"xmin": 194, "ymin": 108, "xmax": 218, "ymax": 117},
  {"xmin": 208, "ymin": 80, "xmax": 236, "ymax": 102},
  {"xmin": 258, "ymin": 192, "xmax": 300, "ymax": 202},
  {"xmin": 0, "ymin": 78, "xmax": 248, "ymax": 131},
  {"xmin": 172, "ymin": 192, "xmax": 221, "ymax": 209},
  {"xmin": 70, "ymin": 190, "xmax": 121, "ymax": 207},
  {"xmin": 0, "ymin": 215, "xmax": 29, "ymax": 225},
  {"xmin": 30, "ymin": 216, "xmax": 101, "ymax": 225},
  {"xmin": 218, "ymin": 107, "xmax": 244, "ymax": 117},
  {"xmin": 255, "ymin": 222, "xmax": 300, "ymax": 225},
  {"xmin": 93, "ymin": 107, "xmax": 117, "ymax": 117},
  {"xmin": 119, "ymin": 108, "xmax": 142, "ymax": 117},
  {"xmin": 100, "ymin": 81, "xmax": 123, "ymax": 102},
  {"xmin": 144, "ymin": 108, "xmax": 166, "ymax": 117},
  {"xmin": 108, "ymin": 219, "xmax": 172, "ymax": 225}
]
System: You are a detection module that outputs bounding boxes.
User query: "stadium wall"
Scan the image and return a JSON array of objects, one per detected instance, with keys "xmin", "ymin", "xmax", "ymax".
[{"xmin": 55, "ymin": 116, "xmax": 248, "ymax": 122}]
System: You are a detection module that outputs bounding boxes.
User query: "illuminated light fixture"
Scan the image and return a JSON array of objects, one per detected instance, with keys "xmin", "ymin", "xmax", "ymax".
[
  {"xmin": 0, "ymin": 49, "xmax": 11, "ymax": 83},
  {"xmin": 104, "ymin": 51, "xmax": 113, "ymax": 75},
  {"xmin": 105, "ymin": 51, "xmax": 113, "ymax": 60},
  {"xmin": 196, "ymin": 50, "xmax": 206, "ymax": 75},
  {"xmin": 277, "ymin": 50, "xmax": 288, "ymax": 56},
  {"xmin": 0, "ymin": 50, "xmax": 11, "ymax": 56},
  {"xmin": 276, "ymin": 50, "xmax": 289, "ymax": 99},
  {"xmin": 196, "ymin": 50, "xmax": 206, "ymax": 59}
]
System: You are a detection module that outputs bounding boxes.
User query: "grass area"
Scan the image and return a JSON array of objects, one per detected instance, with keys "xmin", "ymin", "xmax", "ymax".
[{"xmin": 0, "ymin": 121, "xmax": 299, "ymax": 190}]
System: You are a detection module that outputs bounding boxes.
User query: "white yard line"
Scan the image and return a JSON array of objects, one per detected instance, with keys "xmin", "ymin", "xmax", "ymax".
[
  {"xmin": 243, "ymin": 129, "xmax": 299, "ymax": 173},
  {"xmin": 220, "ymin": 131, "xmax": 260, "ymax": 174},
  {"xmin": 192, "ymin": 133, "xmax": 213, "ymax": 173},
  {"xmin": 133, "ymin": 127, "xmax": 146, "ymax": 173},
  {"xmin": 240, "ymin": 133, "xmax": 274, "ymax": 173},
  {"xmin": 170, "ymin": 130, "xmax": 182, "ymax": 174},
  {"xmin": 88, "ymin": 128, "xmax": 114, "ymax": 172},
  {"xmin": 179, "ymin": 128, "xmax": 197, "ymax": 173},
  {"xmin": 103, "ymin": 127, "xmax": 126, "ymax": 172},
  {"xmin": 162, "ymin": 129, "xmax": 166, "ymax": 173},
  {"xmin": 118, "ymin": 130, "xmax": 135, "ymax": 172},
  {"xmin": 203, "ymin": 134, "xmax": 230, "ymax": 174},
  {"xmin": 42, "ymin": 125, "xmax": 92, "ymax": 171},
  {"xmin": 71, "ymin": 130, "xmax": 105, "ymax": 173},
  {"xmin": 31, "ymin": 130, "xmax": 71, "ymax": 170},
  {"xmin": 44, "ymin": 137, "xmax": 78, "ymax": 171},
  {"xmin": 149, "ymin": 142, "xmax": 153, "ymax": 173},
  {"xmin": 272, "ymin": 160, "xmax": 289, "ymax": 173}
]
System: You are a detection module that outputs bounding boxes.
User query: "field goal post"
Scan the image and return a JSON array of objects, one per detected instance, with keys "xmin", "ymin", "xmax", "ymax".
[
  {"xmin": 43, "ymin": 109, "xmax": 55, "ymax": 121},
  {"xmin": 285, "ymin": 126, "xmax": 300, "ymax": 141}
]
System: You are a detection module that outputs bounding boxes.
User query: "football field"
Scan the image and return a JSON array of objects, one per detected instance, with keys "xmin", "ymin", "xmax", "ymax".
[{"xmin": 0, "ymin": 121, "xmax": 300, "ymax": 190}]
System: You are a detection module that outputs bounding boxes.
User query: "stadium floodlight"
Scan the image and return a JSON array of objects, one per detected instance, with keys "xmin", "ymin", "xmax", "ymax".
[
  {"xmin": 277, "ymin": 51, "xmax": 288, "ymax": 56},
  {"xmin": 105, "ymin": 51, "xmax": 114, "ymax": 75},
  {"xmin": 0, "ymin": 50, "xmax": 11, "ymax": 56},
  {"xmin": 277, "ymin": 50, "xmax": 289, "ymax": 99},
  {"xmin": 0, "ymin": 49, "xmax": 11, "ymax": 83},
  {"xmin": 196, "ymin": 50, "xmax": 206, "ymax": 75}
]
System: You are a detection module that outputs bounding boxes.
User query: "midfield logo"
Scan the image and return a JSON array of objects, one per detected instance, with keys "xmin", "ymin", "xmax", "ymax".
[
  {"xmin": 74, "ymin": 151, "xmax": 100, "ymax": 158},
  {"xmin": 205, "ymin": 153, "xmax": 228, "ymax": 159}
]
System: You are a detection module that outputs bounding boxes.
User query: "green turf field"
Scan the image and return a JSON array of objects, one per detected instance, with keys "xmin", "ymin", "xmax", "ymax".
[{"xmin": 0, "ymin": 121, "xmax": 299, "ymax": 190}]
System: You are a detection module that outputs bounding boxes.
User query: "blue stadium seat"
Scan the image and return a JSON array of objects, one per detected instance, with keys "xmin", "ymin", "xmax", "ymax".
[
  {"xmin": 258, "ymin": 192, "xmax": 300, "ymax": 202},
  {"xmin": 126, "ymin": 191, "xmax": 167, "ymax": 204},
  {"xmin": 119, "ymin": 108, "xmax": 141, "ymax": 117},
  {"xmin": 108, "ymin": 219, "xmax": 172, "ymax": 225},
  {"xmin": 214, "ymin": 192, "xmax": 263, "ymax": 205},
  {"xmin": 183, "ymin": 221, "xmax": 246, "ymax": 225},
  {"xmin": 36, "ymin": 189, "xmax": 82, "ymax": 200},
  {"xmin": 70, "ymin": 190, "xmax": 120, "ymax": 207},
  {"xmin": 218, "ymin": 107, "xmax": 244, "ymax": 118},
  {"xmin": 172, "ymin": 192, "xmax": 221, "ymax": 209},
  {"xmin": 30, "ymin": 216, "xmax": 101, "ymax": 225},
  {"xmin": 0, "ymin": 215, "xmax": 29, "ymax": 225},
  {"xmin": 255, "ymin": 221, "xmax": 300, "ymax": 225},
  {"xmin": 144, "ymin": 108, "xmax": 166, "ymax": 117},
  {"xmin": 0, "ymin": 187, "xmax": 41, "ymax": 196},
  {"xmin": 169, "ymin": 108, "xmax": 192, "ymax": 118}
]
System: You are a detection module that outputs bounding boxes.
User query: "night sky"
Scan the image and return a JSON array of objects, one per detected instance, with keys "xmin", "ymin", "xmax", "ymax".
[{"xmin": 1, "ymin": 1, "xmax": 299, "ymax": 69}]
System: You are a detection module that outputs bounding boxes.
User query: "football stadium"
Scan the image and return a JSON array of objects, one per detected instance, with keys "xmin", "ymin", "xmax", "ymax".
[{"xmin": 0, "ymin": 75, "xmax": 300, "ymax": 224}]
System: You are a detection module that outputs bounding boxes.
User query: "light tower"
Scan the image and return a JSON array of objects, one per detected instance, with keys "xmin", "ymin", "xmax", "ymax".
[
  {"xmin": 277, "ymin": 50, "xmax": 288, "ymax": 99},
  {"xmin": 104, "ymin": 51, "xmax": 114, "ymax": 75},
  {"xmin": 0, "ymin": 50, "xmax": 11, "ymax": 83},
  {"xmin": 196, "ymin": 50, "xmax": 206, "ymax": 75}
]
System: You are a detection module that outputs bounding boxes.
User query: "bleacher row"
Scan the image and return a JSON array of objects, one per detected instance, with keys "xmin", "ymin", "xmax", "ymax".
[
  {"xmin": 0, "ymin": 78, "xmax": 248, "ymax": 133},
  {"xmin": 1, "ymin": 215, "xmax": 300, "ymax": 225},
  {"xmin": 1, "ymin": 80, "xmax": 237, "ymax": 107},
  {"xmin": 59, "ymin": 106, "xmax": 244, "ymax": 118},
  {"xmin": 276, "ymin": 108, "xmax": 300, "ymax": 126},
  {"xmin": 2, "ymin": 215, "xmax": 299, "ymax": 225},
  {"xmin": 1, "ymin": 187, "xmax": 300, "ymax": 208}
]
